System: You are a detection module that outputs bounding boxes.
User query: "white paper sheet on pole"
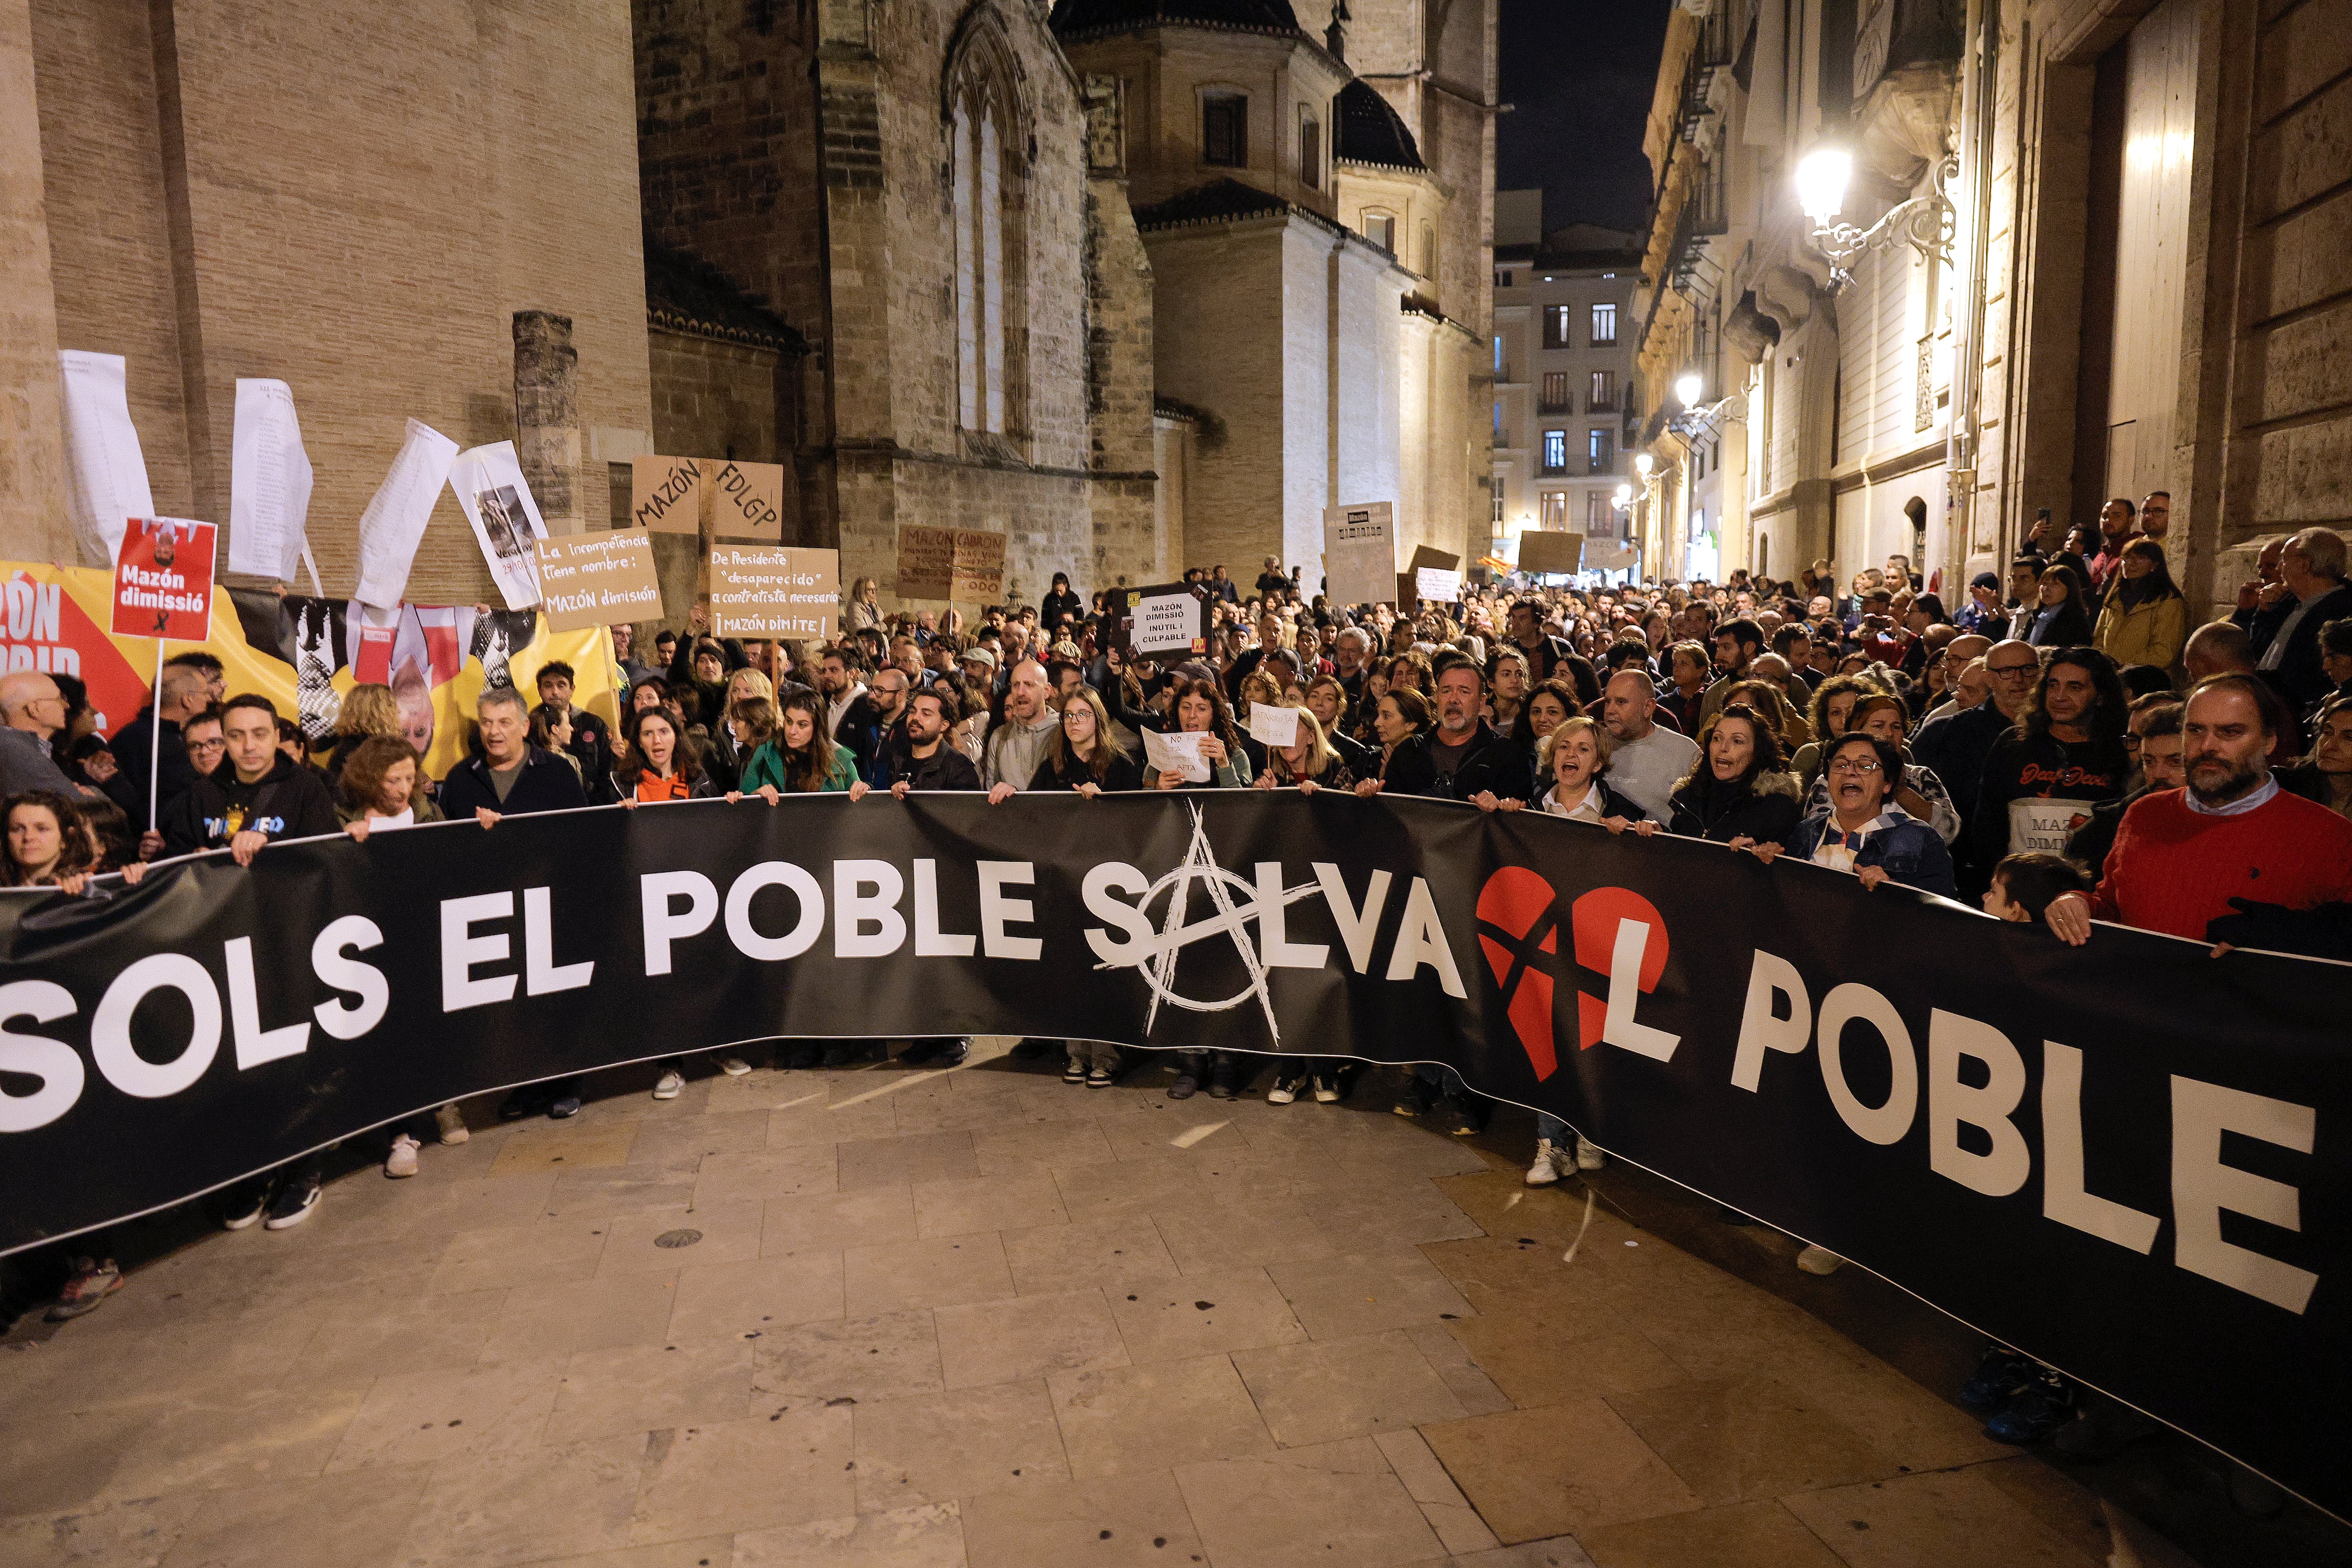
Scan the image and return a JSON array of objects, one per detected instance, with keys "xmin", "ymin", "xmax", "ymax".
[
  {"xmin": 56, "ymin": 351, "xmax": 156, "ymax": 567},
  {"xmin": 1143, "ymin": 728, "xmax": 1212, "ymax": 784},
  {"xmin": 355, "ymin": 419, "xmax": 459, "ymax": 610},
  {"xmin": 448, "ymin": 441, "xmax": 550, "ymax": 610},
  {"xmin": 1247, "ymin": 702, "xmax": 1299, "ymax": 748},
  {"xmin": 1415, "ymin": 566, "xmax": 1462, "ymax": 602},
  {"xmin": 228, "ymin": 379, "xmax": 315, "ymax": 581}
]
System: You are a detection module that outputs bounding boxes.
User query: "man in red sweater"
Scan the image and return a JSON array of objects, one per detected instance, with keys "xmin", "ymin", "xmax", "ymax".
[{"xmin": 2046, "ymin": 675, "xmax": 2352, "ymax": 945}]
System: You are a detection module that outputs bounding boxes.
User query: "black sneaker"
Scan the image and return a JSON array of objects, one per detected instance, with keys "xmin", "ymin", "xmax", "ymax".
[
  {"xmin": 1983, "ymin": 1367, "xmax": 2078, "ymax": 1445},
  {"xmin": 549, "ymin": 1094, "xmax": 582, "ymax": 1119},
  {"xmin": 1267, "ymin": 1072, "xmax": 1307, "ymax": 1105},
  {"xmin": 1392, "ymin": 1078, "xmax": 1437, "ymax": 1118},
  {"xmin": 939, "ymin": 1038, "xmax": 970, "ymax": 1066},
  {"xmin": 263, "ymin": 1170, "xmax": 322, "ymax": 1230},
  {"xmin": 1086, "ymin": 1066, "xmax": 1114, "ymax": 1087},
  {"xmin": 498, "ymin": 1087, "xmax": 542, "ymax": 1122},
  {"xmin": 1448, "ymin": 1091, "xmax": 1494, "ymax": 1136},
  {"xmin": 215, "ymin": 1179, "xmax": 270, "ymax": 1231},
  {"xmin": 1064, "ymin": 1058, "xmax": 1087, "ymax": 1083},
  {"xmin": 1960, "ymin": 1348, "xmax": 2037, "ymax": 1413}
]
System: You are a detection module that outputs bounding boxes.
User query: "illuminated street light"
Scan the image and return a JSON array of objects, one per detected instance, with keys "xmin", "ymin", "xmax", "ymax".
[
  {"xmin": 1796, "ymin": 144, "xmax": 1956, "ymax": 293},
  {"xmin": 1674, "ymin": 372, "xmax": 1703, "ymax": 407},
  {"xmin": 1613, "ymin": 483, "xmax": 1632, "ymax": 507},
  {"xmin": 1634, "ymin": 452, "xmax": 1653, "ymax": 478},
  {"xmin": 1795, "ymin": 147, "xmax": 1851, "ymax": 222}
]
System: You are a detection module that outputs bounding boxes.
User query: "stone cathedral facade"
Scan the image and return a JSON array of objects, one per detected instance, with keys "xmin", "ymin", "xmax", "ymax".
[{"xmin": 3, "ymin": 0, "xmax": 1494, "ymax": 609}]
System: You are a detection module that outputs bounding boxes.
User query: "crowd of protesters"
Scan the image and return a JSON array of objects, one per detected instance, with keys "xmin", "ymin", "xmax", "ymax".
[{"xmin": 6, "ymin": 515, "xmax": 2350, "ymax": 1458}]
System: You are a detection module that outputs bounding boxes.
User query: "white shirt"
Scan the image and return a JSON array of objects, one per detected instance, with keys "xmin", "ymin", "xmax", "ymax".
[
  {"xmin": 1542, "ymin": 781, "xmax": 1607, "ymax": 822},
  {"xmin": 366, "ymin": 806, "xmax": 416, "ymax": 830},
  {"xmin": 1605, "ymin": 724, "xmax": 1699, "ymax": 822},
  {"xmin": 2185, "ymin": 775, "xmax": 2279, "ymax": 817}
]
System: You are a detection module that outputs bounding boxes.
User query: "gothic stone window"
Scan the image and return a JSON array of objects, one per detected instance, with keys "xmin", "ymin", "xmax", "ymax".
[
  {"xmin": 947, "ymin": 21, "xmax": 1029, "ymax": 438},
  {"xmin": 1203, "ymin": 89, "xmax": 1248, "ymax": 167}
]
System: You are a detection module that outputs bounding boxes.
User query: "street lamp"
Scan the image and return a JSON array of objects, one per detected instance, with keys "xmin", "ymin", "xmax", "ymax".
[
  {"xmin": 1795, "ymin": 144, "xmax": 1957, "ymax": 293},
  {"xmin": 1673, "ymin": 372, "xmax": 1704, "ymax": 408},
  {"xmin": 1634, "ymin": 452, "xmax": 1653, "ymax": 479},
  {"xmin": 1613, "ymin": 483, "xmax": 1632, "ymax": 507}
]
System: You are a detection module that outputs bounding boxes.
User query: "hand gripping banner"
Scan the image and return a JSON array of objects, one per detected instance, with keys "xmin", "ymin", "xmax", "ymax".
[{"xmin": 1, "ymin": 792, "xmax": 2348, "ymax": 1516}]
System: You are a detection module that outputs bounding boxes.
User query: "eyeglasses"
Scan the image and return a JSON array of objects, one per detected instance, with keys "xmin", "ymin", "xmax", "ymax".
[
  {"xmin": 1828, "ymin": 758, "xmax": 1882, "ymax": 775},
  {"xmin": 1987, "ymin": 663, "xmax": 2038, "ymax": 679},
  {"xmin": 188, "ymin": 738, "xmax": 226, "ymax": 754}
]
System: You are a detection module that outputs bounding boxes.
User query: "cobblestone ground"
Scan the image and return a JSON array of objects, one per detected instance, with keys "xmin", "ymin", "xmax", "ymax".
[{"xmin": 0, "ymin": 1042, "xmax": 2331, "ymax": 1568}]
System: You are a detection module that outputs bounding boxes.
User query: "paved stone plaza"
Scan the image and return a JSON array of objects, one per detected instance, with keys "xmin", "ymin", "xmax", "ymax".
[{"xmin": 0, "ymin": 1042, "xmax": 2310, "ymax": 1568}]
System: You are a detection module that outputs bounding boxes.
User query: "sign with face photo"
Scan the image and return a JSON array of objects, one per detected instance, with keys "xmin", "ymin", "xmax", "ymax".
[{"xmin": 448, "ymin": 441, "xmax": 550, "ymax": 610}]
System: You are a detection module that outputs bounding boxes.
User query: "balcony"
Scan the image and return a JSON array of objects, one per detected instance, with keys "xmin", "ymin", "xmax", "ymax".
[
  {"xmin": 1539, "ymin": 464, "xmax": 1570, "ymax": 478},
  {"xmin": 1536, "ymin": 400, "xmax": 1572, "ymax": 416}
]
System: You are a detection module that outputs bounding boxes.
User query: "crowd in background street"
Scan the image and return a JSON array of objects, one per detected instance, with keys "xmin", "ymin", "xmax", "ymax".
[{"xmin": 4, "ymin": 511, "xmax": 2349, "ymax": 1456}]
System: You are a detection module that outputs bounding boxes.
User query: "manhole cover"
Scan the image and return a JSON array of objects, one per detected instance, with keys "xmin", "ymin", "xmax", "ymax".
[{"xmin": 653, "ymin": 1229, "xmax": 704, "ymax": 1250}]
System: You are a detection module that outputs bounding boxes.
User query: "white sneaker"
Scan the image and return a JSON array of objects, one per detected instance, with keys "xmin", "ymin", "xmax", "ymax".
[
  {"xmin": 385, "ymin": 1135, "xmax": 420, "ymax": 1178},
  {"xmin": 653, "ymin": 1069, "xmax": 684, "ymax": 1099},
  {"xmin": 1573, "ymin": 1135, "xmax": 1606, "ymax": 1171},
  {"xmin": 1524, "ymin": 1139, "xmax": 1563, "ymax": 1186},
  {"xmin": 434, "ymin": 1103, "xmax": 469, "ymax": 1145},
  {"xmin": 1796, "ymin": 1245, "xmax": 1846, "ymax": 1276},
  {"xmin": 719, "ymin": 1055, "xmax": 752, "ymax": 1076},
  {"xmin": 1311, "ymin": 1076, "xmax": 1340, "ymax": 1103}
]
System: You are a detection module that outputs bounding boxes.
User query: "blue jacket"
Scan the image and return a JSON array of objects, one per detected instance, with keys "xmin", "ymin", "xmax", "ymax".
[{"xmin": 1787, "ymin": 805, "xmax": 1958, "ymax": 899}]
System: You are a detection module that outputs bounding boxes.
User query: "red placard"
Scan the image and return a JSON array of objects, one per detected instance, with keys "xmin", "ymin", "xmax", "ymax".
[{"xmin": 110, "ymin": 517, "xmax": 217, "ymax": 642}]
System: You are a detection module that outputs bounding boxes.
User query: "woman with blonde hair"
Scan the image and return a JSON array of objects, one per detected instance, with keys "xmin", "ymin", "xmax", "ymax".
[
  {"xmin": 325, "ymin": 683, "xmax": 404, "ymax": 788},
  {"xmin": 1252, "ymin": 706, "xmax": 1355, "ymax": 793}
]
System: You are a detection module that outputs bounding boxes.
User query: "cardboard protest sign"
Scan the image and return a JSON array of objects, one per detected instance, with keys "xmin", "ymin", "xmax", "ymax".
[
  {"xmin": 895, "ymin": 526, "xmax": 1006, "ymax": 602},
  {"xmin": 1130, "ymin": 583, "xmax": 1208, "ymax": 657},
  {"xmin": 536, "ymin": 530, "xmax": 665, "ymax": 632},
  {"xmin": 1414, "ymin": 567, "xmax": 1462, "ymax": 602},
  {"xmin": 1322, "ymin": 502, "xmax": 1395, "ymax": 606},
  {"xmin": 631, "ymin": 456, "xmax": 707, "ymax": 535},
  {"xmin": 709, "ymin": 546, "xmax": 839, "ymax": 638},
  {"xmin": 711, "ymin": 461, "xmax": 785, "ymax": 543},
  {"xmin": 1517, "ymin": 532, "xmax": 1584, "ymax": 575},
  {"xmin": 110, "ymin": 518, "xmax": 216, "ymax": 641},
  {"xmin": 1583, "ymin": 538, "xmax": 1638, "ymax": 574},
  {"xmin": 950, "ymin": 529, "xmax": 1005, "ymax": 600}
]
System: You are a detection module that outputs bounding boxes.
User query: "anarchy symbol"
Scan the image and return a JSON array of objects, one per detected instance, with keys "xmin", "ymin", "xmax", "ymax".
[{"xmin": 1112, "ymin": 804, "xmax": 1322, "ymax": 1042}]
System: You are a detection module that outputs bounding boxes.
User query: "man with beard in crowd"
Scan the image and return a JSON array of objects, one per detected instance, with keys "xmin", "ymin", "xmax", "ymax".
[{"xmin": 2047, "ymin": 675, "xmax": 2352, "ymax": 946}]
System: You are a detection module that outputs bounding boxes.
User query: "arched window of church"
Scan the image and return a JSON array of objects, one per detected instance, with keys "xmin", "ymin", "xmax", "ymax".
[{"xmin": 946, "ymin": 27, "xmax": 1025, "ymax": 438}]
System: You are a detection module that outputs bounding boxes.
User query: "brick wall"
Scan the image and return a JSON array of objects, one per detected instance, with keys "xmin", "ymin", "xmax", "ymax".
[{"xmin": 27, "ymin": 0, "xmax": 653, "ymax": 601}]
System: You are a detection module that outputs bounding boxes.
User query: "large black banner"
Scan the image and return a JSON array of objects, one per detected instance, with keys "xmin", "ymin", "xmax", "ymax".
[{"xmin": 1, "ymin": 793, "xmax": 2347, "ymax": 1516}]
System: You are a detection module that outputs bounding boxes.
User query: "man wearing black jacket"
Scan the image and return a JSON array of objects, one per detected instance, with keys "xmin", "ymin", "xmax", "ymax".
[
  {"xmin": 441, "ymin": 686, "xmax": 593, "ymax": 821},
  {"xmin": 163, "ymin": 693, "xmax": 342, "ymax": 1234},
  {"xmin": 441, "ymin": 687, "xmax": 592, "ymax": 1118},
  {"xmin": 878, "ymin": 687, "xmax": 978, "ymax": 1065},
  {"xmin": 162, "ymin": 694, "xmax": 339, "ymax": 859},
  {"xmin": 105, "ymin": 663, "xmax": 209, "ymax": 833},
  {"xmin": 1501, "ymin": 599, "xmax": 1601, "ymax": 708},
  {"xmin": 1380, "ymin": 657, "xmax": 1538, "ymax": 804}
]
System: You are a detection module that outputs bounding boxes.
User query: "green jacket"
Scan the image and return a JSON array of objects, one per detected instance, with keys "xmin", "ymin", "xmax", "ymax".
[{"xmin": 742, "ymin": 740, "xmax": 858, "ymax": 793}]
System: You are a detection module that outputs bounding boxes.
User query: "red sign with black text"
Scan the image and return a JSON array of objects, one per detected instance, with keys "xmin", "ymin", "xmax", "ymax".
[{"xmin": 109, "ymin": 517, "xmax": 217, "ymax": 642}]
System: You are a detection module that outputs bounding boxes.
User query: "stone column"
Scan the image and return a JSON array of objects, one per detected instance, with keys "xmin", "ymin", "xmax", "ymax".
[
  {"xmin": 0, "ymin": 0, "xmax": 75, "ymax": 560},
  {"xmin": 514, "ymin": 310, "xmax": 584, "ymax": 534}
]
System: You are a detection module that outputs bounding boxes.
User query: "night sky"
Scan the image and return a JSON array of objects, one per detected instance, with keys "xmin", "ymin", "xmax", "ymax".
[{"xmin": 1495, "ymin": 0, "xmax": 1673, "ymax": 237}]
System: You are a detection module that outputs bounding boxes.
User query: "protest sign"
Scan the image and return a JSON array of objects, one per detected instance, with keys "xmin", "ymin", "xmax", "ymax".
[
  {"xmin": 56, "ymin": 350, "xmax": 155, "ymax": 567},
  {"xmin": 1517, "ymin": 531, "xmax": 1584, "ymax": 575},
  {"xmin": 1142, "ymin": 727, "xmax": 1211, "ymax": 782},
  {"xmin": 896, "ymin": 526, "xmax": 1008, "ymax": 602},
  {"xmin": 711, "ymin": 462, "xmax": 785, "ymax": 543},
  {"xmin": 109, "ymin": 519, "xmax": 216, "ymax": 642},
  {"xmin": 449, "ymin": 443, "xmax": 551, "ymax": 610},
  {"xmin": 227, "ymin": 380, "xmax": 315, "ymax": 583},
  {"xmin": 535, "ymin": 530, "xmax": 665, "ymax": 632},
  {"xmin": 1247, "ymin": 702, "xmax": 1299, "ymax": 748},
  {"xmin": 1131, "ymin": 583, "xmax": 1208, "ymax": 657},
  {"xmin": 355, "ymin": 419, "xmax": 459, "ymax": 610},
  {"xmin": 1584, "ymin": 538, "xmax": 1638, "ymax": 574},
  {"xmin": 709, "ymin": 546, "xmax": 839, "ymax": 638},
  {"xmin": 1415, "ymin": 566, "xmax": 1462, "ymax": 602},
  {"xmin": 1321, "ymin": 502, "xmax": 1395, "ymax": 606},
  {"xmin": 631, "ymin": 457, "xmax": 708, "ymax": 534}
]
